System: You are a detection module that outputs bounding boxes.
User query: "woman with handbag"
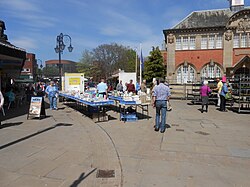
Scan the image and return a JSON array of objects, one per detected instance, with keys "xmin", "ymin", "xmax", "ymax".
[{"xmin": 200, "ymin": 80, "xmax": 211, "ymax": 113}]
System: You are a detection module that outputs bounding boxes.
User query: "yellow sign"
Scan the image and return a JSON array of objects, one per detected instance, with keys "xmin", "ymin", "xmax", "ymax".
[{"xmin": 69, "ymin": 78, "xmax": 80, "ymax": 85}]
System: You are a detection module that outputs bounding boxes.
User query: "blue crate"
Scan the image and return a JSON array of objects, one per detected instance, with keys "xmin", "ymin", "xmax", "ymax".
[
  {"xmin": 125, "ymin": 117, "xmax": 138, "ymax": 122},
  {"xmin": 121, "ymin": 113, "xmax": 136, "ymax": 119},
  {"xmin": 121, "ymin": 113, "xmax": 137, "ymax": 122}
]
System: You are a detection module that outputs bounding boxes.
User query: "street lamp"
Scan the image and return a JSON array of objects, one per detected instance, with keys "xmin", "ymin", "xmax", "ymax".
[
  {"xmin": 36, "ymin": 59, "xmax": 43, "ymax": 81},
  {"xmin": 54, "ymin": 33, "xmax": 73, "ymax": 90}
]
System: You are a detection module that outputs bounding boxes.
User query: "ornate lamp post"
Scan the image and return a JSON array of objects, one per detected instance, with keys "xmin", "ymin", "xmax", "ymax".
[
  {"xmin": 54, "ymin": 33, "xmax": 73, "ymax": 90},
  {"xmin": 36, "ymin": 59, "xmax": 43, "ymax": 80}
]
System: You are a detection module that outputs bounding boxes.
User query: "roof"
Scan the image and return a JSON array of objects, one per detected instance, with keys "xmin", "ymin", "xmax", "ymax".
[
  {"xmin": 45, "ymin": 60, "xmax": 76, "ymax": 65},
  {"xmin": 172, "ymin": 8, "xmax": 234, "ymax": 29}
]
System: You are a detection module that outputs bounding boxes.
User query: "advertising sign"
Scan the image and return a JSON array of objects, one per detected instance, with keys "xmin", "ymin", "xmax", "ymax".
[{"xmin": 27, "ymin": 97, "xmax": 42, "ymax": 118}]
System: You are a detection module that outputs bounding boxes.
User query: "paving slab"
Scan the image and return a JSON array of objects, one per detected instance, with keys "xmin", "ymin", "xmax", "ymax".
[{"xmin": 0, "ymin": 99, "xmax": 250, "ymax": 186}]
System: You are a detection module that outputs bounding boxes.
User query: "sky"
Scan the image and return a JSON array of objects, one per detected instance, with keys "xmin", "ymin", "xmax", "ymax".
[{"xmin": 0, "ymin": 0, "xmax": 249, "ymax": 66}]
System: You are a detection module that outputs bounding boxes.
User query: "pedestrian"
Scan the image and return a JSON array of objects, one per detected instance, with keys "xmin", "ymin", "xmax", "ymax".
[
  {"xmin": 140, "ymin": 79, "xmax": 147, "ymax": 93},
  {"xmin": 25, "ymin": 83, "xmax": 35, "ymax": 103},
  {"xmin": 0, "ymin": 90, "xmax": 4, "ymax": 125},
  {"xmin": 116, "ymin": 80, "xmax": 123, "ymax": 92},
  {"xmin": 200, "ymin": 80, "xmax": 211, "ymax": 113},
  {"xmin": 152, "ymin": 78, "xmax": 171, "ymax": 133},
  {"xmin": 45, "ymin": 81, "xmax": 59, "ymax": 110},
  {"xmin": 214, "ymin": 78, "xmax": 223, "ymax": 107},
  {"xmin": 126, "ymin": 79, "xmax": 136, "ymax": 93},
  {"xmin": 97, "ymin": 78, "xmax": 108, "ymax": 99},
  {"xmin": 219, "ymin": 76, "xmax": 228, "ymax": 112}
]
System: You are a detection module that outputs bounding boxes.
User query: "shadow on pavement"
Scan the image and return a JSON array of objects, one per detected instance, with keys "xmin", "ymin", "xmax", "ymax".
[
  {"xmin": 0, "ymin": 122, "xmax": 23, "ymax": 129},
  {"xmin": 0, "ymin": 123, "xmax": 73, "ymax": 150},
  {"xmin": 69, "ymin": 168, "xmax": 97, "ymax": 187},
  {"xmin": 1, "ymin": 101, "xmax": 51, "ymax": 121}
]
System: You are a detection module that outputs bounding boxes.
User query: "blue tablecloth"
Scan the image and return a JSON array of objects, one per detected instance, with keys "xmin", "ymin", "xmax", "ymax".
[
  {"xmin": 109, "ymin": 95, "xmax": 138, "ymax": 105},
  {"xmin": 59, "ymin": 93, "xmax": 114, "ymax": 106}
]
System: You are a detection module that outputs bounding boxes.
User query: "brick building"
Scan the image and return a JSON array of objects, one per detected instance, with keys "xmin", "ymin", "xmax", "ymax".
[
  {"xmin": 20, "ymin": 53, "xmax": 37, "ymax": 81},
  {"xmin": 162, "ymin": 0, "xmax": 250, "ymax": 84},
  {"xmin": 45, "ymin": 59, "xmax": 77, "ymax": 78}
]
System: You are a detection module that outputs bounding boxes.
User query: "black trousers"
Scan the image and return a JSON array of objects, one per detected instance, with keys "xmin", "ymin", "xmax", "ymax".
[{"xmin": 220, "ymin": 95, "xmax": 226, "ymax": 111}]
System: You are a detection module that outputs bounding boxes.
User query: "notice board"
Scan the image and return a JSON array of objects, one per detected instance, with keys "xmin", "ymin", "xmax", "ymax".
[{"xmin": 27, "ymin": 97, "xmax": 45, "ymax": 119}]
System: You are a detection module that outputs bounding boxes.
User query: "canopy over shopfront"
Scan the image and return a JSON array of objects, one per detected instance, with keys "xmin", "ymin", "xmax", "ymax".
[{"xmin": 0, "ymin": 20, "xmax": 26, "ymax": 89}]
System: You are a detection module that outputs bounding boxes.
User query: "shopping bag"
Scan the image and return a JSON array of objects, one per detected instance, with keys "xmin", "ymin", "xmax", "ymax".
[{"xmin": 225, "ymin": 92, "xmax": 232, "ymax": 100}]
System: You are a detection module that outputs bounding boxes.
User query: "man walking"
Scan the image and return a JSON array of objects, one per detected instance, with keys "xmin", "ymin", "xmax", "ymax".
[{"xmin": 152, "ymin": 78, "xmax": 171, "ymax": 133}]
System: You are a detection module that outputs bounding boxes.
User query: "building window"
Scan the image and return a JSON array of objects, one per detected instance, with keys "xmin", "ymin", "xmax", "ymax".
[
  {"xmin": 208, "ymin": 35, "xmax": 215, "ymax": 49},
  {"xmin": 234, "ymin": 34, "xmax": 240, "ymax": 48},
  {"xmin": 176, "ymin": 37, "xmax": 181, "ymax": 50},
  {"xmin": 241, "ymin": 34, "xmax": 247, "ymax": 48},
  {"xmin": 176, "ymin": 64, "xmax": 196, "ymax": 84},
  {"xmin": 182, "ymin": 37, "xmax": 189, "ymax": 50},
  {"xmin": 216, "ymin": 35, "xmax": 222, "ymax": 48},
  {"xmin": 201, "ymin": 36, "xmax": 207, "ymax": 49},
  {"xmin": 175, "ymin": 36, "xmax": 196, "ymax": 50},
  {"xmin": 189, "ymin": 36, "xmax": 196, "ymax": 50},
  {"xmin": 201, "ymin": 64, "xmax": 222, "ymax": 79}
]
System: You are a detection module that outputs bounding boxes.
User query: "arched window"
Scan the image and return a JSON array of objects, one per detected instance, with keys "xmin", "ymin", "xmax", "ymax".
[
  {"xmin": 176, "ymin": 63, "xmax": 196, "ymax": 84},
  {"xmin": 201, "ymin": 63, "xmax": 222, "ymax": 79}
]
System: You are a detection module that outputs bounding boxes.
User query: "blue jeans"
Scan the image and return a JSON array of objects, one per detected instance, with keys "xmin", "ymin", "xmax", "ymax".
[
  {"xmin": 155, "ymin": 100, "xmax": 167, "ymax": 131},
  {"xmin": 49, "ymin": 96, "xmax": 57, "ymax": 109}
]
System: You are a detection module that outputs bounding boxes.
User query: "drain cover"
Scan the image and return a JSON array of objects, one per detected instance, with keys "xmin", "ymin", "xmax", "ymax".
[
  {"xmin": 195, "ymin": 131, "xmax": 210, "ymax": 135},
  {"xmin": 96, "ymin": 170, "xmax": 115, "ymax": 178},
  {"xmin": 176, "ymin": 129, "xmax": 184, "ymax": 131}
]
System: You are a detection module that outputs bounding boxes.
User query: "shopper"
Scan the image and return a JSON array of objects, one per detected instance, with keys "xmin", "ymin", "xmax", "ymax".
[
  {"xmin": 200, "ymin": 80, "xmax": 211, "ymax": 113},
  {"xmin": 0, "ymin": 90, "xmax": 4, "ymax": 125},
  {"xmin": 214, "ymin": 78, "xmax": 223, "ymax": 107},
  {"xmin": 140, "ymin": 79, "xmax": 147, "ymax": 93},
  {"xmin": 45, "ymin": 81, "xmax": 59, "ymax": 110},
  {"xmin": 25, "ymin": 83, "xmax": 35, "ymax": 103},
  {"xmin": 126, "ymin": 79, "xmax": 136, "ymax": 93},
  {"xmin": 97, "ymin": 78, "xmax": 108, "ymax": 98},
  {"xmin": 152, "ymin": 78, "xmax": 171, "ymax": 133},
  {"xmin": 219, "ymin": 76, "xmax": 228, "ymax": 112},
  {"xmin": 116, "ymin": 80, "xmax": 123, "ymax": 92}
]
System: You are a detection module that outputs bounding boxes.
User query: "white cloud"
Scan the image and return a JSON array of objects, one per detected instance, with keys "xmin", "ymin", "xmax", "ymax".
[
  {"xmin": 12, "ymin": 37, "xmax": 38, "ymax": 50},
  {"xmin": 0, "ymin": 0, "xmax": 40, "ymax": 12},
  {"xmin": 0, "ymin": 0, "xmax": 57, "ymax": 29}
]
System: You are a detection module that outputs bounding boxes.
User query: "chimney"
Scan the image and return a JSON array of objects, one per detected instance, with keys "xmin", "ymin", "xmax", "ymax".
[{"xmin": 228, "ymin": 0, "xmax": 245, "ymax": 11}]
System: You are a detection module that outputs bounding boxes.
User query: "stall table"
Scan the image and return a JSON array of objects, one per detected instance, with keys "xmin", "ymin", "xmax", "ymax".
[
  {"xmin": 59, "ymin": 93, "xmax": 114, "ymax": 122},
  {"xmin": 109, "ymin": 96, "xmax": 150, "ymax": 122}
]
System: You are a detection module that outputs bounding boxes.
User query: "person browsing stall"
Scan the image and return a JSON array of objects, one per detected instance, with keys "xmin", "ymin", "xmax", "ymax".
[
  {"xmin": 126, "ymin": 79, "xmax": 135, "ymax": 93},
  {"xmin": 116, "ymin": 80, "xmax": 123, "ymax": 92},
  {"xmin": 0, "ymin": 90, "xmax": 4, "ymax": 125},
  {"xmin": 97, "ymin": 78, "xmax": 108, "ymax": 98},
  {"xmin": 200, "ymin": 80, "xmax": 211, "ymax": 113},
  {"xmin": 214, "ymin": 78, "xmax": 223, "ymax": 107},
  {"xmin": 219, "ymin": 76, "xmax": 228, "ymax": 112}
]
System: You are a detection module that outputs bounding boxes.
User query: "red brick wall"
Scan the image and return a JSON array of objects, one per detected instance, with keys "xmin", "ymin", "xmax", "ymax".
[
  {"xmin": 21, "ymin": 53, "xmax": 36, "ymax": 76},
  {"xmin": 175, "ymin": 49, "xmax": 223, "ymax": 72},
  {"xmin": 233, "ymin": 48, "xmax": 250, "ymax": 66}
]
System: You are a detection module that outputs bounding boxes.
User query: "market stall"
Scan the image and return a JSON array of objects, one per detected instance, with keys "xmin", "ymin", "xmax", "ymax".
[
  {"xmin": 109, "ymin": 94, "xmax": 150, "ymax": 122},
  {"xmin": 59, "ymin": 92, "xmax": 114, "ymax": 122}
]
